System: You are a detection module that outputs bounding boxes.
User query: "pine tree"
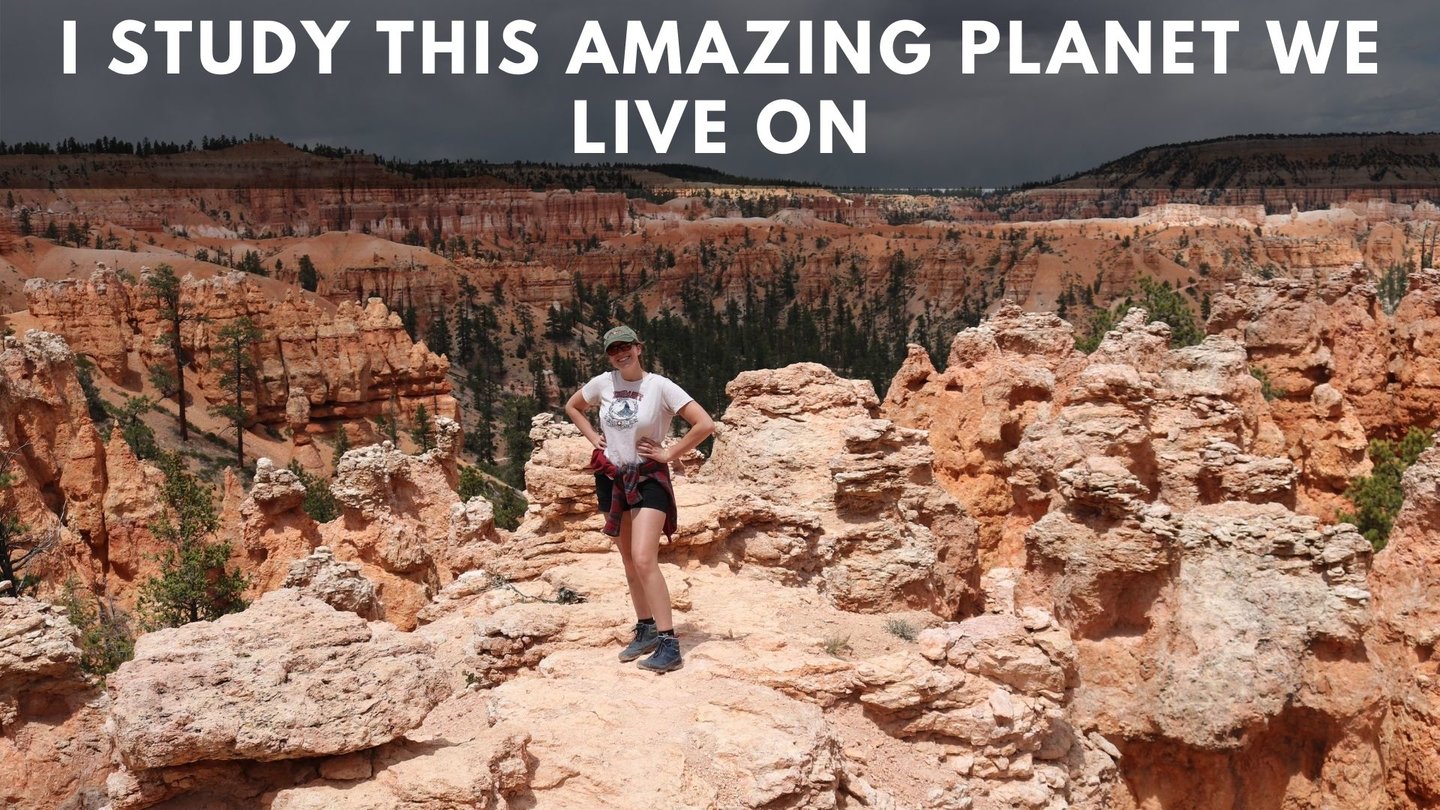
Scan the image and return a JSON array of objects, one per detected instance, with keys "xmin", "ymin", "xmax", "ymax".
[
  {"xmin": 297, "ymin": 254, "xmax": 319, "ymax": 292},
  {"xmin": 427, "ymin": 311, "xmax": 452, "ymax": 357},
  {"xmin": 376, "ymin": 394, "xmax": 402, "ymax": 444},
  {"xmin": 500, "ymin": 395, "xmax": 537, "ymax": 487},
  {"xmin": 207, "ymin": 318, "xmax": 264, "ymax": 467},
  {"xmin": 402, "ymin": 303, "xmax": 419, "ymax": 339},
  {"xmin": 286, "ymin": 461, "xmax": 339, "ymax": 523},
  {"xmin": 143, "ymin": 265, "xmax": 201, "ymax": 441},
  {"xmin": 409, "ymin": 404, "xmax": 434, "ymax": 451},
  {"xmin": 1339, "ymin": 428, "xmax": 1435, "ymax": 551},
  {"xmin": 108, "ymin": 396, "xmax": 160, "ymax": 460},
  {"xmin": 330, "ymin": 425, "xmax": 352, "ymax": 466},
  {"xmin": 467, "ymin": 373, "xmax": 497, "ymax": 464},
  {"xmin": 136, "ymin": 453, "xmax": 248, "ymax": 630},
  {"xmin": 455, "ymin": 304, "xmax": 474, "ymax": 366},
  {"xmin": 1133, "ymin": 277, "xmax": 1202, "ymax": 348},
  {"xmin": 545, "ymin": 305, "xmax": 573, "ymax": 342},
  {"xmin": 236, "ymin": 250, "xmax": 266, "ymax": 276},
  {"xmin": 1379, "ymin": 263, "xmax": 1410, "ymax": 315},
  {"xmin": 56, "ymin": 578, "xmax": 134, "ymax": 676}
]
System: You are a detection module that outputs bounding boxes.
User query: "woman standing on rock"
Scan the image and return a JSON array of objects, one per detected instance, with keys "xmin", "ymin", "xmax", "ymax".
[{"xmin": 565, "ymin": 325, "xmax": 713, "ymax": 673}]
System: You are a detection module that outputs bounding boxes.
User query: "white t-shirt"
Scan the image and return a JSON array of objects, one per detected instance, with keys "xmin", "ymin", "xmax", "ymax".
[{"xmin": 581, "ymin": 371, "xmax": 694, "ymax": 467}]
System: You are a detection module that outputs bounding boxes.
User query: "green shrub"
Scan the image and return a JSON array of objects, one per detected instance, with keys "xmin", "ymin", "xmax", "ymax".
[
  {"xmin": 409, "ymin": 404, "xmax": 434, "ymax": 451},
  {"xmin": 1379, "ymin": 263, "xmax": 1410, "ymax": 315},
  {"xmin": 1075, "ymin": 277, "xmax": 1202, "ymax": 353},
  {"xmin": 56, "ymin": 578, "xmax": 134, "ymax": 678},
  {"xmin": 884, "ymin": 618, "xmax": 918, "ymax": 642},
  {"xmin": 106, "ymin": 396, "xmax": 160, "ymax": 460},
  {"xmin": 287, "ymin": 461, "xmax": 340, "ymax": 523},
  {"xmin": 1250, "ymin": 367, "xmax": 1287, "ymax": 401},
  {"xmin": 1132, "ymin": 277, "xmax": 1203, "ymax": 348},
  {"xmin": 1075, "ymin": 307, "xmax": 1117, "ymax": 354},
  {"xmin": 73, "ymin": 355, "xmax": 109, "ymax": 424},
  {"xmin": 135, "ymin": 452, "xmax": 249, "ymax": 630},
  {"xmin": 1338, "ymin": 427, "xmax": 1434, "ymax": 551},
  {"xmin": 457, "ymin": 464, "xmax": 528, "ymax": 530}
]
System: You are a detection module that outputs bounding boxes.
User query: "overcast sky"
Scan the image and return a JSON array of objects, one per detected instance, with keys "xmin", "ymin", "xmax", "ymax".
[{"xmin": 1, "ymin": 0, "xmax": 1435, "ymax": 187}]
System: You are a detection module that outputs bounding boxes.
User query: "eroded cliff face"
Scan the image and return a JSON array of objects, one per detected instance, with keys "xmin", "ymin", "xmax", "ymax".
[
  {"xmin": 0, "ymin": 335, "xmax": 1078, "ymax": 808},
  {"xmin": 1004, "ymin": 317, "xmax": 1380, "ymax": 808},
  {"xmin": 213, "ymin": 419, "xmax": 501, "ymax": 632},
  {"xmin": 1369, "ymin": 445, "xmax": 1440, "ymax": 808},
  {"xmin": 24, "ymin": 267, "xmax": 456, "ymax": 440},
  {"xmin": 0, "ymin": 269, "xmax": 459, "ymax": 612},
  {"xmin": 882, "ymin": 298, "xmax": 1439, "ymax": 808},
  {"xmin": 0, "ymin": 331, "xmax": 111, "ymax": 589},
  {"xmin": 883, "ymin": 305, "xmax": 1091, "ymax": 569},
  {"xmin": 1208, "ymin": 267, "xmax": 1440, "ymax": 517}
]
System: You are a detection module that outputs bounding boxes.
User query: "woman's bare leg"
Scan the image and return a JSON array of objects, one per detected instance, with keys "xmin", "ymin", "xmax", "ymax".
[
  {"xmin": 627, "ymin": 507, "xmax": 673, "ymax": 631},
  {"xmin": 615, "ymin": 511, "xmax": 651, "ymax": 619}
]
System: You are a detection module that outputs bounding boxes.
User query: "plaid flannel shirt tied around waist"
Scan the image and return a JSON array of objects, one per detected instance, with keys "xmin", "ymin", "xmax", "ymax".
[{"xmin": 588, "ymin": 448, "xmax": 677, "ymax": 539}]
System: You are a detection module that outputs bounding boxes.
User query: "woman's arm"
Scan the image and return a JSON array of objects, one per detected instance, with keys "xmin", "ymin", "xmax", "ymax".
[
  {"xmin": 638, "ymin": 400, "xmax": 714, "ymax": 463},
  {"xmin": 564, "ymin": 390, "xmax": 606, "ymax": 449}
]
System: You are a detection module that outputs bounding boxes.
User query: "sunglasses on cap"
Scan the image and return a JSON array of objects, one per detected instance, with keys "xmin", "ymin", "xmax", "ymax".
[{"xmin": 606, "ymin": 341, "xmax": 637, "ymax": 355}]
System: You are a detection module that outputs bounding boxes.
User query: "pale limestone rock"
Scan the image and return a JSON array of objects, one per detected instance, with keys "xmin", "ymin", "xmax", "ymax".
[
  {"xmin": 270, "ymin": 725, "xmax": 531, "ymax": 810},
  {"xmin": 285, "ymin": 386, "xmax": 311, "ymax": 438},
  {"xmin": 105, "ymin": 759, "xmax": 318, "ymax": 810},
  {"xmin": 692, "ymin": 364, "xmax": 980, "ymax": 614},
  {"xmin": 281, "ymin": 546, "xmax": 381, "ymax": 620},
  {"xmin": 445, "ymin": 496, "xmax": 500, "ymax": 563},
  {"xmin": 0, "ymin": 598, "xmax": 112, "ymax": 808},
  {"xmin": 99, "ymin": 431, "xmax": 168, "ymax": 597},
  {"xmin": 883, "ymin": 306, "xmax": 1089, "ymax": 568},
  {"xmin": 885, "ymin": 299, "xmax": 1395, "ymax": 805},
  {"xmin": 0, "ymin": 330, "xmax": 109, "ymax": 592},
  {"xmin": 221, "ymin": 459, "xmax": 321, "ymax": 602},
  {"xmin": 106, "ymin": 589, "xmax": 449, "ymax": 770},
  {"xmin": 1205, "ymin": 268, "xmax": 1419, "ymax": 516},
  {"xmin": 0, "ymin": 597, "xmax": 81, "ymax": 698},
  {"xmin": 317, "ymin": 439, "xmax": 493, "ymax": 629},
  {"xmin": 489, "ymin": 653, "xmax": 843, "ymax": 808},
  {"xmin": 249, "ymin": 457, "xmax": 306, "ymax": 514},
  {"xmin": 852, "ymin": 611, "xmax": 1102, "ymax": 808}
]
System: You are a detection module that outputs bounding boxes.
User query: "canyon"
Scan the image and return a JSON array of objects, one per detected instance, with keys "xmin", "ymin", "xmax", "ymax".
[{"xmin": 1, "ymin": 138, "xmax": 1439, "ymax": 808}]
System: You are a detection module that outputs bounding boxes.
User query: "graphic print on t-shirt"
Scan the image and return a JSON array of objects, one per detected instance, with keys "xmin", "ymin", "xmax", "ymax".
[{"xmin": 604, "ymin": 393, "xmax": 640, "ymax": 430}]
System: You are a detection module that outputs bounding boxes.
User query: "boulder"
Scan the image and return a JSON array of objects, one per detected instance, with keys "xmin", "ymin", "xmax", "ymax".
[{"xmin": 107, "ymin": 589, "xmax": 449, "ymax": 770}]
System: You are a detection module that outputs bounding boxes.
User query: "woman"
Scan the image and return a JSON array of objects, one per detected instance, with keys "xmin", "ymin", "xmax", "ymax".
[{"xmin": 565, "ymin": 325, "xmax": 713, "ymax": 673}]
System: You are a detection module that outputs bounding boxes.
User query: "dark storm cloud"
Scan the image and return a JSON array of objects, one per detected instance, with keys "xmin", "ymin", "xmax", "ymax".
[{"xmin": 1, "ymin": 0, "xmax": 1434, "ymax": 186}]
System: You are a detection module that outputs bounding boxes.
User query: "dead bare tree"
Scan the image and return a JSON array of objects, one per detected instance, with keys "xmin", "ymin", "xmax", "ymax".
[{"xmin": 0, "ymin": 447, "xmax": 62, "ymax": 596}]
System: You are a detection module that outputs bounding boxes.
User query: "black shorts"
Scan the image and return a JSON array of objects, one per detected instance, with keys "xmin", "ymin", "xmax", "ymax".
[{"xmin": 595, "ymin": 473, "xmax": 672, "ymax": 513}]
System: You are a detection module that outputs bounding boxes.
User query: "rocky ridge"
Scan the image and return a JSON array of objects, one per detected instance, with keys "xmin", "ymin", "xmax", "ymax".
[
  {"xmin": 24, "ymin": 267, "xmax": 455, "ymax": 445},
  {"xmin": 885, "ymin": 288, "xmax": 1440, "ymax": 807},
  {"xmin": 3, "ymin": 286, "xmax": 1440, "ymax": 806}
]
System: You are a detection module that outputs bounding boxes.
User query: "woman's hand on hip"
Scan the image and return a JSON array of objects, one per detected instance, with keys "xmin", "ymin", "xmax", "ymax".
[{"xmin": 637, "ymin": 437, "xmax": 670, "ymax": 464}]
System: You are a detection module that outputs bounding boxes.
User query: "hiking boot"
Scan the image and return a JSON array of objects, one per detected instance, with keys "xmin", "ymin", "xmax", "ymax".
[
  {"xmin": 618, "ymin": 621, "xmax": 660, "ymax": 662},
  {"xmin": 637, "ymin": 634, "xmax": 683, "ymax": 673}
]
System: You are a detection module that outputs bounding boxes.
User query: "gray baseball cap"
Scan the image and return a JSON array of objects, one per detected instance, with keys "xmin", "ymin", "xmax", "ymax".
[{"xmin": 602, "ymin": 325, "xmax": 641, "ymax": 350}]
